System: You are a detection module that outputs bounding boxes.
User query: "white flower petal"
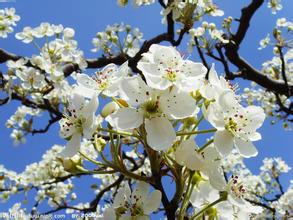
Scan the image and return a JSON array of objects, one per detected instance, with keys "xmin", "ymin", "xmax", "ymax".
[
  {"xmin": 228, "ymin": 194, "xmax": 246, "ymax": 208},
  {"xmin": 247, "ymin": 132, "xmax": 262, "ymax": 141},
  {"xmin": 204, "ymin": 103, "xmax": 225, "ymax": 130},
  {"xmin": 120, "ymin": 76, "xmax": 150, "ymax": 106},
  {"xmin": 174, "ymin": 139, "xmax": 203, "ymax": 170},
  {"xmin": 151, "ymin": 44, "xmax": 181, "ymax": 66},
  {"xmin": 83, "ymin": 118, "xmax": 98, "ymax": 139},
  {"xmin": 207, "ymin": 163, "xmax": 227, "ymax": 191},
  {"xmin": 103, "ymin": 82, "xmax": 120, "ymax": 97},
  {"xmin": 73, "ymin": 85, "xmax": 98, "ymax": 99},
  {"xmin": 70, "ymin": 93, "xmax": 85, "ymax": 111},
  {"xmin": 160, "ymin": 88, "xmax": 198, "ymax": 119},
  {"xmin": 234, "ymin": 138, "xmax": 258, "ymax": 158},
  {"xmin": 143, "ymin": 190, "xmax": 162, "ymax": 214},
  {"xmin": 59, "ymin": 119, "xmax": 75, "ymax": 138},
  {"xmin": 82, "ymin": 95, "xmax": 99, "ymax": 119},
  {"xmin": 201, "ymin": 145, "xmax": 220, "ymax": 162},
  {"xmin": 131, "ymin": 182, "xmax": 149, "ymax": 204},
  {"xmin": 76, "ymin": 74, "xmax": 98, "ymax": 90},
  {"xmin": 59, "ymin": 133, "xmax": 81, "ymax": 158},
  {"xmin": 199, "ymin": 83, "xmax": 215, "ymax": 100},
  {"xmin": 245, "ymin": 106, "xmax": 266, "ymax": 130},
  {"xmin": 180, "ymin": 60, "xmax": 207, "ymax": 78},
  {"xmin": 137, "ymin": 62, "xmax": 171, "ymax": 90},
  {"xmin": 145, "ymin": 117, "xmax": 176, "ymax": 151},
  {"xmin": 208, "ymin": 63, "xmax": 220, "ymax": 85},
  {"xmin": 113, "ymin": 184, "xmax": 129, "ymax": 208},
  {"xmin": 214, "ymin": 130, "xmax": 234, "ymax": 157},
  {"xmin": 101, "ymin": 63, "xmax": 118, "ymax": 74},
  {"xmin": 101, "ymin": 208, "xmax": 116, "ymax": 220},
  {"xmin": 106, "ymin": 108, "xmax": 143, "ymax": 130},
  {"xmin": 190, "ymin": 181, "xmax": 219, "ymax": 208},
  {"xmin": 218, "ymin": 90, "xmax": 238, "ymax": 110}
]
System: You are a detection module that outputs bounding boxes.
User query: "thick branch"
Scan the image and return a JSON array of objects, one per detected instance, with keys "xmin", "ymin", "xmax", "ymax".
[
  {"xmin": 0, "ymin": 49, "xmax": 21, "ymax": 63},
  {"xmin": 277, "ymin": 46, "xmax": 290, "ymax": 96},
  {"xmin": 233, "ymin": 0, "xmax": 264, "ymax": 45},
  {"xmin": 224, "ymin": 44, "xmax": 293, "ymax": 96},
  {"xmin": 221, "ymin": 0, "xmax": 293, "ymax": 98}
]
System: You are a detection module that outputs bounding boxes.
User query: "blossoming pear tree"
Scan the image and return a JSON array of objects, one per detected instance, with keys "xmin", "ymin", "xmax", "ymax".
[{"xmin": 0, "ymin": 0, "xmax": 292, "ymax": 219}]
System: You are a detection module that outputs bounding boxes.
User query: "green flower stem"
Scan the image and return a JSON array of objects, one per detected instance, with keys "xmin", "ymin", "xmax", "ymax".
[
  {"xmin": 109, "ymin": 131, "xmax": 120, "ymax": 165},
  {"xmin": 178, "ymin": 171, "xmax": 195, "ymax": 220},
  {"xmin": 97, "ymin": 127, "xmax": 140, "ymax": 139},
  {"xmin": 186, "ymin": 115, "xmax": 204, "ymax": 139},
  {"xmin": 75, "ymin": 165, "xmax": 116, "ymax": 175},
  {"xmin": 176, "ymin": 128, "xmax": 217, "ymax": 136},
  {"xmin": 32, "ymin": 40, "xmax": 42, "ymax": 52},
  {"xmin": 198, "ymin": 139, "xmax": 214, "ymax": 153},
  {"xmin": 190, "ymin": 196, "xmax": 227, "ymax": 220},
  {"xmin": 78, "ymin": 151, "xmax": 104, "ymax": 166},
  {"xmin": 80, "ymin": 151, "xmax": 150, "ymax": 182}
]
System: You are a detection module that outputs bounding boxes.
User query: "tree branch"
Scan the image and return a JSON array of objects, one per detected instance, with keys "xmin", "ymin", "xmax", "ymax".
[
  {"xmin": 233, "ymin": 0, "xmax": 264, "ymax": 45},
  {"xmin": 31, "ymin": 115, "xmax": 62, "ymax": 135}
]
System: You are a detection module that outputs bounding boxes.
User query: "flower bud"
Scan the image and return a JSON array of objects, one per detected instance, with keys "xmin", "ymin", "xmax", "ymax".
[
  {"xmin": 117, "ymin": 0, "xmax": 128, "ymax": 6},
  {"xmin": 63, "ymin": 28, "xmax": 75, "ymax": 39},
  {"xmin": 202, "ymin": 21, "xmax": 209, "ymax": 28},
  {"xmin": 60, "ymin": 156, "xmax": 82, "ymax": 174},
  {"xmin": 273, "ymin": 47, "xmax": 279, "ymax": 55},
  {"xmin": 94, "ymin": 137, "xmax": 107, "ymax": 152},
  {"xmin": 191, "ymin": 171, "xmax": 203, "ymax": 186},
  {"xmin": 182, "ymin": 117, "xmax": 197, "ymax": 129},
  {"xmin": 125, "ymin": 25, "xmax": 131, "ymax": 33},
  {"xmin": 7, "ymin": 69, "xmax": 14, "ymax": 76},
  {"xmin": 209, "ymin": 23, "xmax": 216, "ymax": 30},
  {"xmin": 101, "ymin": 102, "xmax": 119, "ymax": 118}
]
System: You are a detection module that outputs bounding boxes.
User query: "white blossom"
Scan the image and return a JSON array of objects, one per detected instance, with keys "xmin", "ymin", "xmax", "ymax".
[
  {"xmin": 174, "ymin": 139, "xmax": 226, "ymax": 190},
  {"xmin": 59, "ymin": 94, "xmax": 99, "ymax": 157},
  {"xmin": 75, "ymin": 61, "xmax": 129, "ymax": 97},
  {"xmin": 105, "ymin": 182, "xmax": 161, "ymax": 219},
  {"xmin": 106, "ymin": 75, "xmax": 198, "ymax": 151},
  {"xmin": 0, "ymin": 8, "xmax": 20, "ymax": 38},
  {"xmin": 206, "ymin": 93, "xmax": 265, "ymax": 158},
  {"xmin": 138, "ymin": 44, "xmax": 207, "ymax": 92},
  {"xmin": 16, "ymin": 67, "xmax": 45, "ymax": 90}
]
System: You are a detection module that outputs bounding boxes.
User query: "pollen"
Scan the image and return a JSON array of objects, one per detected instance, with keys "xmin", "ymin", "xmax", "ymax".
[{"xmin": 164, "ymin": 68, "xmax": 177, "ymax": 82}]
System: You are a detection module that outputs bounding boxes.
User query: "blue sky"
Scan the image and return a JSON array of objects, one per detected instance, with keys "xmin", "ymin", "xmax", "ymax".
[{"xmin": 0, "ymin": 0, "xmax": 292, "ymax": 214}]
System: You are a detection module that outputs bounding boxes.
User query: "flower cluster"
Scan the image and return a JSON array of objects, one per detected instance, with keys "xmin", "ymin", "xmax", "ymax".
[
  {"xmin": 188, "ymin": 21, "xmax": 228, "ymax": 53},
  {"xmin": 0, "ymin": 8, "xmax": 20, "ymax": 38},
  {"xmin": 106, "ymin": 44, "xmax": 206, "ymax": 151},
  {"xmin": 258, "ymin": 18, "xmax": 292, "ymax": 50},
  {"xmin": 12, "ymin": 24, "xmax": 86, "ymax": 99},
  {"xmin": 117, "ymin": 0, "xmax": 155, "ymax": 7},
  {"xmin": 102, "ymin": 182, "xmax": 161, "ymax": 219},
  {"xmin": 246, "ymin": 17, "xmax": 292, "ymax": 128},
  {"xmin": 267, "ymin": 0, "xmax": 283, "ymax": 14},
  {"xmin": 0, "ymin": 142, "xmax": 98, "ymax": 208},
  {"xmin": 222, "ymin": 150, "xmax": 292, "ymax": 218},
  {"xmin": 0, "ymin": 2, "xmax": 292, "ymax": 219},
  {"xmin": 51, "ymin": 44, "xmax": 268, "ymax": 218},
  {"xmin": 3, "ymin": 24, "xmax": 89, "ymax": 143},
  {"xmin": 161, "ymin": 0, "xmax": 223, "ymax": 25},
  {"xmin": 91, "ymin": 23, "xmax": 143, "ymax": 57},
  {"xmin": 6, "ymin": 106, "xmax": 41, "ymax": 145},
  {"xmin": 242, "ymin": 85, "xmax": 291, "ymax": 129}
]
